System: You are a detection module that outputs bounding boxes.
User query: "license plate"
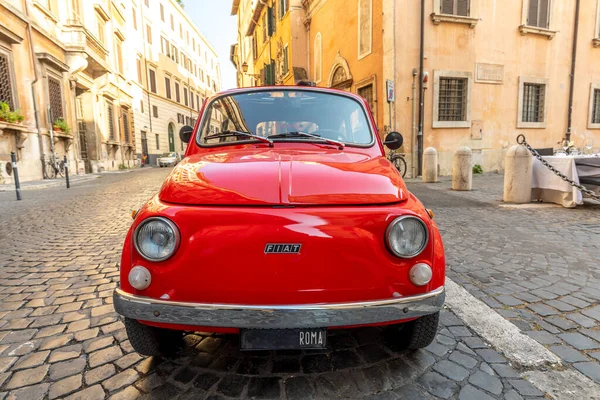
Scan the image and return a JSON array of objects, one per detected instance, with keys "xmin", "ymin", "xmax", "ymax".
[{"xmin": 240, "ymin": 328, "xmax": 327, "ymax": 351}]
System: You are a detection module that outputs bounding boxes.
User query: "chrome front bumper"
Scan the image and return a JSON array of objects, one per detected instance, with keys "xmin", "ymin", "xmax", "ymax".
[{"xmin": 113, "ymin": 286, "xmax": 445, "ymax": 329}]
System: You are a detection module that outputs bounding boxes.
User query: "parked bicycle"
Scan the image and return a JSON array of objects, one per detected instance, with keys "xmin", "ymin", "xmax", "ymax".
[
  {"xmin": 387, "ymin": 148, "xmax": 407, "ymax": 178},
  {"xmin": 43, "ymin": 156, "xmax": 65, "ymax": 179}
]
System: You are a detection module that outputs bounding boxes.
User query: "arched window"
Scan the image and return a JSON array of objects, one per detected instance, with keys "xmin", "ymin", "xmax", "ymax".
[{"xmin": 314, "ymin": 33, "xmax": 322, "ymax": 83}]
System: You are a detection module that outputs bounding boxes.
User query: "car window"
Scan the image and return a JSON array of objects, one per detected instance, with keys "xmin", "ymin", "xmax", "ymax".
[{"xmin": 197, "ymin": 90, "xmax": 373, "ymax": 146}]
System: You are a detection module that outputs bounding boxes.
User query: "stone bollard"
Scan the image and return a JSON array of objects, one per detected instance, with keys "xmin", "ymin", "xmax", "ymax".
[
  {"xmin": 503, "ymin": 144, "xmax": 533, "ymax": 203},
  {"xmin": 422, "ymin": 147, "xmax": 438, "ymax": 183},
  {"xmin": 452, "ymin": 146, "xmax": 473, "ymax": 191}
]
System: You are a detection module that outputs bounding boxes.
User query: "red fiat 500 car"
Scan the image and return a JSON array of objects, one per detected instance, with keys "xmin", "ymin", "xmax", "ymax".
[{"xmin": 114, "ymin": 86, "xmax": 445, "ymax": 356}]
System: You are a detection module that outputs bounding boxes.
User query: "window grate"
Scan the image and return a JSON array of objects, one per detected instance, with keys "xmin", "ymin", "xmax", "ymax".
[
  {"xmin": 0, "ymin": 52, "xmax": 15, "ymax": 110},
  {"xmin": 358, "ymin": 84, "xmax": 374, "ymax": 116},
  {"xmin": 522, "ymin": 83, "xmax": 545, "ymax": 123},
  {"xmin": 438, "ymin": 77, "xmax": 467, "ymax": 121},
  {"xmin": 592, "ymin": 89, "xmax": 600, "ymax": 124},
  {"xmin": 122, "ymin": 110, "xmax": 130, "ymax": 143},
  {"xmin": 441, "ymin": 0, "xmax": 470, "ymax": 16},
  {"xmin": 107, "ymin": 102, "xmax": 115, "ymax": 141},
  {"xmin": 48, "ymin": 76, "xmax": 63, "ymax": 120}
]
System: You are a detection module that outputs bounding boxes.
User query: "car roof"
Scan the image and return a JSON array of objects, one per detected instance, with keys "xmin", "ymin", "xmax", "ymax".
[{"xmin": 210, "ymin": 86, "xmax": 366, "ymax": 104}]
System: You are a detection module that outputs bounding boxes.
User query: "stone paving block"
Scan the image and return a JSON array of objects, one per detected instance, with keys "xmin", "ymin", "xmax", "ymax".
[
  {"xmin": 216, "ymin": 374, "xmax": 249, "ymax": 397},
  {"xmin": 558, "ymin": 333, "xmax": 600, "ymax": 350},
  {"xmin": 504, "ymin": 389, "xmax": 524, "ymax": 400},
  {"xmin": 475, "ymin": 349, "xmax": 506, "ymax": 363},
  {"xmin": 102, "ymin": 368, "xmax": 139, "ymax": 392},
  {"xmin": 12, "ymin": 351, "xmax": 49, "ymax": 370},
  {"xmin": 581, "ymin": 305, "xmax": 600, "ymax": 322},
  {"xmin": 84, "ymin": 336, "xmax": 114, "ymax": 353},
  {"xmin": 74, "ymin": 328, "xmax": 99, "ymax": 342},
  {"xmin": 560, "ymin": 295, "xmax": 591, "ymax": 309},
  {"xmin": 495, "ymin": 295, "xmax": 523, "ymax": 306},
  {"xmin": 432, "ymin": 360, "xmax": 469, "ymax": 382},
  {"xmin": 247, "ymin": 377, "xmax": 282, "ymax": 399},
  {"xmin": 544, "ymin": 300, "xmax": 577, "ymax": 312},
  {"xmin": 525, "ymin": 330, "xmax": 561, "ymax": 345},
  {"xmin": 423, "ymin": 342, "xmax": 449, "ymax": 357},
  {"xmin": 458, "ymin": 384, "xmax": 495, "ymax": 400},
  {"xmin": 548, "ymin": 345, "xmax": 589, "ymax": 363},
  {"xmin": 566, "ymin": 313, "xmax": 597, "ymax": 328},
  {"xmin": 468, "ymin": 370, "xmax": 503, "ymax": 395},
  {"xmin": 0, "ymin": 357, "xmax": 17, "ymax": 373},
  {"xmin": 108, "ymin": 386, "xmax": 141, "ymax": 400},
  {"xmin": 448, "ymin": 351, "xmax": 477, "ymax": 369},
  {"xmin": 4, "ymin": 383, "xmax": 49, "ymax": 400},
  {"xmin": 85, "ymin": 363, "xmax": 116, "ymax": 385},
  {"xmin": 573, "ymin": 362, "xmax": 600, "ymax": 382},
  {"xmin": 462, "ymin": 337, "xmax": 488, "ymax": 349},
  {"xmin": 49, "ymin": 358, "xmax": 86, "ymax": 380},
  {"xmin": 527, "ymin": 303, "xmax": 559, "ymax": 316},
  {"xmin": 0, "ymin": 329, "xmax": 36, "ymax": 344},
  {"xmin": 63, "ymin": 385, "xmax": 105, "ymax": 400},
  {"xmin": 5, "ymin": 364, "xmax": 48, "ymax": 389},
  {"xmin": 581, "ymin": 329, "xmax": 600, "ymax": 342},
  {"xmin": 48, "ymin": 375, "xmax": 82, "ymax": 399},
  {"xmin": 543, "ymin": 316, "xmax": 576, "ymax": 331},
  {"xmin": 116, "ymin": 352, "xmax": 142, "ymax": 369},
  {"xmin": 39, "ymin": 334, "xmax": 73, "ymax": 350},
  {"xmin": 417, "ymin": 372, "xmax": 457, "ymax": 399},
  {"xmin": 508, "ymin": 379, "xmax": 545, "ymax": 397}
]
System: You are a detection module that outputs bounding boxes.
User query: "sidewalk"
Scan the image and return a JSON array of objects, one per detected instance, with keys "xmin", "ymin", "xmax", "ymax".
[{"xmin": 0, "ymin": 167, "xmax": 146, "ymax": 192}]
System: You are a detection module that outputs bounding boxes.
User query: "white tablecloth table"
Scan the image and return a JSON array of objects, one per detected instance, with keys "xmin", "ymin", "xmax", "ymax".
[{"xmin": 531, "ymin": 156, "xmax": 600, "ymax": 208}]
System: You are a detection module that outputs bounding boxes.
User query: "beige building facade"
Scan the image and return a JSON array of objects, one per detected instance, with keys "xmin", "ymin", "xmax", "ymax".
[
  {"xmin": 233, "ymin": 0, "xmax": 600, "ymax": 177},
  {"xmin": 0, "ymin": 0, "xmax": 221, "ymax": 183},
  {"xmin": 129, "ymin": 0, "xmax": 221, "ymax": 166}
]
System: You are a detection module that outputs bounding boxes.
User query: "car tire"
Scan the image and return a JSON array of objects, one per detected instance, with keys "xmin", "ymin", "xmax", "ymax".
[
  {"xmin": 402, "ymin": 312, "xmax": 440, "ymax": 350},
  {"xmin": 124, "ymin": 318, "xmax": 182, "ymax": 356}
]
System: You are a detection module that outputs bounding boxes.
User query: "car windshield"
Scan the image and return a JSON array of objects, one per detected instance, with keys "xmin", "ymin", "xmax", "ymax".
[
  {"xmin": 161, "ymin": 153, "xmax": 176, "ymax": 157},
  {"xmin": 197, "ymin": 90, "xmax": 373, "ymax": 146}
]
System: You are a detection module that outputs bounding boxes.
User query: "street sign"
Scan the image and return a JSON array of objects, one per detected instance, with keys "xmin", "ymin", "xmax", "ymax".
[{"xmin": 386, "ymin": 80, "xmax": 395, "ymax": 103}]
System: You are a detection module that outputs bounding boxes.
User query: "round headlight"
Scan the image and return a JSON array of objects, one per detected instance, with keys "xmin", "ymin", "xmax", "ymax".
[
  {"xmin": 386, "ymin": 216, "xmax": 428, "ymax": 258},
  {"xmin": 134, "ymin": 217, "xmax": 180, "ymax": 261}
]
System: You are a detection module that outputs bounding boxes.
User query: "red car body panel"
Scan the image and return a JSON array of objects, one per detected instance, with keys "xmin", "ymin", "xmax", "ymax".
[{"xmin": 118, "ymin": 86, "xmax": 445, "ymax": 332}]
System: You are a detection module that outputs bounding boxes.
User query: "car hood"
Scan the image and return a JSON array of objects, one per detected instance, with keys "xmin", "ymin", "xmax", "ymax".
[{"xmin": 158, "ymin": 149, "xmax": 407, "ymax": 206}]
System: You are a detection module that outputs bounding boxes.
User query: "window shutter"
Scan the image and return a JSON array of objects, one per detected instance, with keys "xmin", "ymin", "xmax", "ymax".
[
  {"xmin": 539, "ymin": 0, "xmax": 550, "ymax": 28},
  {"xmin": 268, "ymin": 7, "xmax": 275, "ymax": 36},
  {"xmin": 271, "ymin": 60, "xmax": 276, "ymax": 84},
  {"xmin": 528, "ymin": 0, "xmax": 539, "ymax": 27},
  {"xmin": 441, "ymin": 0, "xmax": 454, "ymax": 14},
  {"xmin": 457, "ymin": 0, "xmax": 469, "ymax": 16}
]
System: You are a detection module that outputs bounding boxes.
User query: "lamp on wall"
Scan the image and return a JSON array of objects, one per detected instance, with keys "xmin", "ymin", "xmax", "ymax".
[{"xmin": 241, "ymin": 62, "xmax": 260, "ymax": 79}]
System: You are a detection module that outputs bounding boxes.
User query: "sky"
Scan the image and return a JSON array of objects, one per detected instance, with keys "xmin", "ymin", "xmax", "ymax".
[{"xmin": 184, "ymin": 0, "xmax": 237, "ymax": 90}]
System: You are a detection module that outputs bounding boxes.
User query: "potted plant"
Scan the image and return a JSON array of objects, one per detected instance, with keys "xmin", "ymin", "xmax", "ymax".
[
  {"xmin": 53, "ymin": 118, "xmax": 71, "ymax": 134},
  {"xmin": 0, "ymin": 101, "xmax": 24, "ymax": 124}
]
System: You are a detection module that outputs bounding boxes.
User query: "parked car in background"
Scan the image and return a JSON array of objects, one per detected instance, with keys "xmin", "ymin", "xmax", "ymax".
[
  {"xmin": 157, "ymin": 152, "xmax": 181, "ymax": 167},
  {"xmin": 114, "ymin": 86, "xmax": 446, "ymax": 356}
]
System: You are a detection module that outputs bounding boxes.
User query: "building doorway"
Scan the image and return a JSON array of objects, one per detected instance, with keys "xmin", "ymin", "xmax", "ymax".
[
  {"xmin": 75, "ymin": 93, "xmax": 91, "ymax": 173},
  {"xmin": 141, "ymin": 131, "xmax": 149, "ymax": 165},
  {"xmin": 168, "ymin": 123, "xmax": 175, "ymax": 152}
]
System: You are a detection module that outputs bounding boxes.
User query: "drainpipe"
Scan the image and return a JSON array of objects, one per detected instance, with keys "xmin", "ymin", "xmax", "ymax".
[
  {"xmin": 412, "ymin": 68, "xmax": 418, "ymax": 179},
  {"xmin": 140, "ymin": 4, "xmax": 153, "ymax": 134},
  {"xmin": 417, "ymin": 0, "xmax": 425, "ymax": 176},
  {"xmin": 24, "ymin": 1, "xmax": 44, "ymax": 174},
  {"xmin": 566, "ymin": 0, "xmax": 581, "ymax": 143}
]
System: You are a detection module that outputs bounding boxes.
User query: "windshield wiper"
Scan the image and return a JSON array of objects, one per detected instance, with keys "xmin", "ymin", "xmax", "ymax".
[
  {"xmin": 205, "ymin": 130, "xmax": 273, "ymax": 147},
  {"xmin": 268, "ymin": 131, "xmax": 344, "ymax": 150}
]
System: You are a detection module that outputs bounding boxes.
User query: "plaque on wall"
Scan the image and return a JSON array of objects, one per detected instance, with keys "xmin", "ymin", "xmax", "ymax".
[{"xmin": 475, "ymin": 63, "xmax": 504, "ymax": 84}]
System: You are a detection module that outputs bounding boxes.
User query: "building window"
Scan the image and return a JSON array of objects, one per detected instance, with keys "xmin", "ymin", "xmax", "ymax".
[
  {"xmin": 97, "ymin": 16, "xmax": 106, "ymax": 44},
  {"xmin": 170, "ymin": 14, "xmax": 174, "ymax": 30},
  {"xmin": 589, "ymin": 84, "xmax": 600, "ymax": 128},
  {"xmin": 433, "ymin": 70, "xmax": 472, "ymax": 128},
  {"xmin": 160, "ymin": 3, "xmax": 164, "ymax": 21},
  {"xmin": 358, "ymin": 0, "xmax": 372, "ymax": 59},
  {"xmin": 175, "ymin": 81, "xmax": 180, "ymax": 102},
  {"xmin": 156, "ymin": 133, "xmax": 160, "ymax": 149},
  {"xmin": 314, "ymin": 33, "xmax": 322, "ymax": 83},
  {"xmin": 252, "ymin": 33, "xmax": 258, "ymax": 60},
  {"xmin": 171, "ymin": 45, "xmax": 178, "ymax": 63},
  {"xmin": 282, "ymin": 45, "xmax": 289, "ymax": 77},
  {"xmin": 161, "ymin": 37, "xmax": 169, "ymax": 55},
  {"xmin": 440, "ymin": 0, "xmax": 470, "ymax": 15},
  {"xmin": 439, "ymin": 77, "xmax": 467, "ymax": 122},
  {"xmin": 522, "ymin": 83, "xmax": 545, "ymax": 123},
  {"xmin": 107, "ymin": 101, "xmax": 115, "ymax": 141},
  {"xmin": 152, "ymin": 105, "xmax": 158, "ymax": 118},
  {"xmin": 136, "ymin": 57, "xmax": 143, "ymax": 84},
  {"xmin": 262, "ymin": 12, "xmax": 268, "ymax": 43},
  {"xmin": 527, "ymin": 0, "xmax": 551, "ymax": 29},
  {"xmin": 517, "ymin": 77, "xmax": 549, "ymax": 128},
  {"xmin": 278, "ymin": 0, "xmax": 288, "ymax": 19},
  {"xmin": 0, "ymin": 50, "xmax": 17, "ymax": 110},
  {"xmin": 190, "ymin": 91, "xmax": 194, "ymax": 109},
  {"xmin": 357, "ymin": 80, "xmax": 376, "ymax": 118},
  {"xmin": 47, "ymin": 76, "xmax": 64, "ymax": 121},
  {"xmin": 186, "ymin": 31, "xmax": 190, "ymax": 45},
  {"xmin": 196, "ymin": 94, "xmax": 200, "ymax": 110},
  {"xmin": 184, "ymin": 87, "xmax": 189, "ymax": 106},
  {"xmin": 165, "ymin": 76, "xmax": 171, "ymax": 99},
  {"xmin": 132, "ymin": 7, "xmax": 137, "ymax": 30},
  {"xmin": 146, "ymin": 25, "xmax": 152, "ymax": 44},
  {"xmin": 115, "ymin": 38, "xmax": 124, "ymax": 74},
  {"xmin": 121, "ymin": 108, "xmax": 131, "ymax": 143},
  {"xmin": 140, "ymin": 99, "xmax": 144, "ymax": 114},
  {"xmin": 180, "ymin": 23, "xmax": 183, "ymax": 39},
  {"xmin": 149, "ymin": 68, "xmax": 157, "ymax": 93}
]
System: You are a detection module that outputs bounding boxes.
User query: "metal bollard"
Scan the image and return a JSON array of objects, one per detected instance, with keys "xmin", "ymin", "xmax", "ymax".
[
  {"xmin": 64, "ymin": 155, "xmax": 70, "ymax": 189},
  {"xmin": 11, "ymin": 152, "xmax": 21, "ymax": 201},
  {"xmin": 422, "ymin": 147, "xmax": 438, "ymax": 183},
  {"xmin": 503, "ymin": 144, "xmax": 532, "ymax": 203},
  {"xmin": 452, "ymin": 146, "xmax": 473, "ymax": 191}
]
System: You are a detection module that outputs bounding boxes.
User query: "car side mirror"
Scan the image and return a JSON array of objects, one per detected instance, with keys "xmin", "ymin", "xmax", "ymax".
[
  {"xmin": 383, "ymin": 132, "xmax": 403, "ymax": 150},
  {"xmin": 179, "ymin": 125, "xmax": 193, "ymax": 143}
]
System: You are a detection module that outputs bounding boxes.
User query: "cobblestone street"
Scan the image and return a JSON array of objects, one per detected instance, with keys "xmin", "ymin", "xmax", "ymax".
[{"xmin": 0, "ymin": 168, "xmax": 592, "ymax": 400}]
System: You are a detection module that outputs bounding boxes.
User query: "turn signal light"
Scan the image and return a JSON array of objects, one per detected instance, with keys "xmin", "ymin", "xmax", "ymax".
[{"xmin": 426, "ymin": 209, "xmax": 434, "ymax": 219}]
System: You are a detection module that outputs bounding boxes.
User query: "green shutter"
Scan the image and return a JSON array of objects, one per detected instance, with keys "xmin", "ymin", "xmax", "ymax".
[
  {"xmin": 268, "ymin": 7, "xmax": 276, "ymax": 36},
  {"xmin": 270, "ymin": 60, "xmax": 276, "ymax": 84}
]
